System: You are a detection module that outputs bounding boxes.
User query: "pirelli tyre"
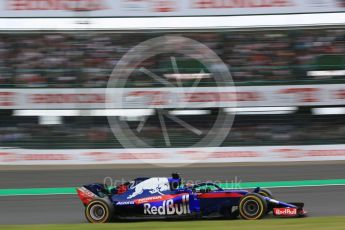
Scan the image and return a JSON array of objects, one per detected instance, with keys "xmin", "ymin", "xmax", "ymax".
[
  {"xmin": 239, "ymin": 193, "xmax": 268, "ymax": 220},
  {"xmin": 85, "ymin": 198, "xmax": 114, "ymax": 223},
  {"xmin": 257, "ymin": 188, "xmax": 274, "ymax": 214}
]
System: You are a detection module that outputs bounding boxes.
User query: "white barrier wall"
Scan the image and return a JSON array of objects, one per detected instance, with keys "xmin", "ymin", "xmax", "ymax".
[
  {"xmin": 0, "ymin": 84, "xmax": 344, "ymax": 109},
  {"xmin": 1, "ymin": 144, "xmax": 345, "ymax": 165},
  {"xmin": 1, "ymin": 0, "xmax": 345, "ymax": 17}
]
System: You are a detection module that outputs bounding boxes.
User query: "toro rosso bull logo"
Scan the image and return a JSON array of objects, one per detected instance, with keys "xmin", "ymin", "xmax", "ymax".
[
  {"xmin": 127, "ymin": 177, "xmax": 170, "ymax": 199},
  {"xmin": 144, "ymin": 194, "xmax": 190, "ymax": 215}
]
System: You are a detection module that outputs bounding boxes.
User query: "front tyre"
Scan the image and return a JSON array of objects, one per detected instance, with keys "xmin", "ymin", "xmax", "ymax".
[
  {"xmin": 239, "ymin": 194, "xmax": 267, "ymax": 220},
  {"xmin": 258, "ymin": 188, "xmax": 274, "ymax": 199},
  {"xmin": 85, "ymin": 199, "xmax": 114, "ymax": 223},
  {"xmin": 257, "ymin": 188, "xmax": 274, "ymax": 214}
]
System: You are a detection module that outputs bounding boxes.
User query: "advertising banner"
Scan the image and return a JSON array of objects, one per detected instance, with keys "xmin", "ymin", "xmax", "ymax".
[
  {"xmin": 0, "ymin": 144, "xmax": 345, "ymax": 165},
  {"xmin": 1, "ymin": 0, "xmax": 345, "ymax": 18},
  {"xmin": 0, "ymin": 84, "xmax": 344, "ymax": 109}
]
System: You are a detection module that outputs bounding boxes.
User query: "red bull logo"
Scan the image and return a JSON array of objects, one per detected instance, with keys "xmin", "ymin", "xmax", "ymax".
[
  {"xmin": 144, "ymin": 194, "xmax": 190, "ymax": 215},
  {"xmin": 273, "ymin": 208, "xmax": 297, "ymax": 216}
]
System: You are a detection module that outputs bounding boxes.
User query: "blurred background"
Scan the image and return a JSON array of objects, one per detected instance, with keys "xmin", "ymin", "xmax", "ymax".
[
  {"xmin": 0, "ymin": 0, "xmax": 344, "ymax": 158},
  {"xmin": 0, "ymin": 29, "xmax": 344, "ymax": 149}
]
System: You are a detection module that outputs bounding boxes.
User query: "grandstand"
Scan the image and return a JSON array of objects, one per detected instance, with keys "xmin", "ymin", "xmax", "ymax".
[
  {"xmin": 0, "ymin": 28, "xmax": 344, "ymax": 150},
  {"xmin": 0, "ymin": 28, "xmax": 344, "ymax": 88}
]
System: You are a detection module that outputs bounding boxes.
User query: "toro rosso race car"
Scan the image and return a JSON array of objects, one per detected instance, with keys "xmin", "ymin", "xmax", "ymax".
[{"xmin": 77, "ymin": 173, "xmax": 306, "ymax": 223}]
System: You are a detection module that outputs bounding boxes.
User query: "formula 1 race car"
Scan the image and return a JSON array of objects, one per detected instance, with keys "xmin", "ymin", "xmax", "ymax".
[{"xmin": 77, "ymin": 173, "xmax": 306, "ymax": 223}]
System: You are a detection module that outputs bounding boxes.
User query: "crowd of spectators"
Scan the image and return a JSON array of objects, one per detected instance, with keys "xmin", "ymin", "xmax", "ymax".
[
  {"xmin": 0, "ymin": 114, "xmax": 344, "ymax": 149},
  {"xmin": 0, "ymin": 28, "xmax": 344, "ymax": 88}
]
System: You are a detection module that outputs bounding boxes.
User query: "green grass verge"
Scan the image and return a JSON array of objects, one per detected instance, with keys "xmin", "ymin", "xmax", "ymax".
[{"xmin": 1, "ymin": 217, "xmax": 345, "ymax": 230}]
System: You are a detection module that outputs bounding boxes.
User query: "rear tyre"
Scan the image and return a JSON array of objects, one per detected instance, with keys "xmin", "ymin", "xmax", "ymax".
[
  {"xmin": 239, "ymin": 194, "xmax": 267, "ymax": 220},
  {"xmin": 85, "ymin": 199, "xmax": 114, "ymax": 223}
]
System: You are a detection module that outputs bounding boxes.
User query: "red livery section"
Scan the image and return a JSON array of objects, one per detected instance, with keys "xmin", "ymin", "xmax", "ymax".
[
  {"xmin": 134, "ymin": 193, "xmax": 189, "ymax": 205},
  {"xmin": 197, "ymin": 192, "xmax": 243, "ymax": 199},
  {"xmin": 77, "ymin": 187, "xmax": 96, "ymax": 205}
]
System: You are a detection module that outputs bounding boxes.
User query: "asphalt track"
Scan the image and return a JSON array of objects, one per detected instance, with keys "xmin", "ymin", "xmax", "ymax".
[{"xmin": 0, "ymin": 163, "xmax": 344, "ymax": 224}]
